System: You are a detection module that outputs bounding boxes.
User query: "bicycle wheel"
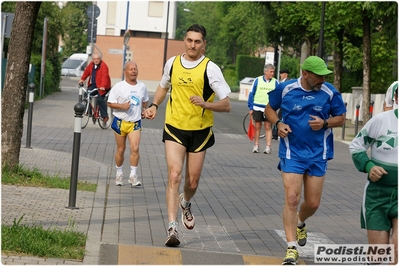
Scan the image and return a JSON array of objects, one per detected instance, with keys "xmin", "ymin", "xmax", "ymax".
[
  {"xmin": 98, "ymin": 106, "xmax": 112, "ymax": 129},
  {"xmin": 81, "ymin": 99, "xmax": 90, "ymax": 129},
  {"xmin": 243, "ymin": 113, "xmax": 266, "ymax": 139}
]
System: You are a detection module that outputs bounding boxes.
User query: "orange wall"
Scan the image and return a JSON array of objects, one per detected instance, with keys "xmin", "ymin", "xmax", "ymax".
[{"xmin": 95, "ymin": 36, "xmax": 184, "ymax": 83}]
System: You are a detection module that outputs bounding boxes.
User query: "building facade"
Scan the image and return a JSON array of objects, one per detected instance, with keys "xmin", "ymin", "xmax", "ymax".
[{"xmin": 90, "ymin": 1, "xmax": 182, "ymax": 83}]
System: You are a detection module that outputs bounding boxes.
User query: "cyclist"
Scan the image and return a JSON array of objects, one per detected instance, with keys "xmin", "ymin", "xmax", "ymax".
[{"xmin": 79, "ymin": 53, "xmax": 111, "ymax": 123}]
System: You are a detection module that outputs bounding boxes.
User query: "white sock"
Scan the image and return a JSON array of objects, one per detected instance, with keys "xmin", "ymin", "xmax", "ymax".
[
  {"xmin": 181, "ymin": 195, "xmax": 190, "ymax": 208},
  {"xmin": 287, "ymin": 241, "xmax": 297, "ymax": 248},
  {"xmin": 169, "ymin": 221, "xmax": 178, "ymax": 228},
  {"xmin": 130, "ymin": 166, "xmax": 137, "ymax": 176},
  {"xmin": 297, "ymin": 219, "xmax": 305, "ymax": 228},
  {"xmin": 116, "ymin": 165, "xmax": 123, "ymax": 174}
]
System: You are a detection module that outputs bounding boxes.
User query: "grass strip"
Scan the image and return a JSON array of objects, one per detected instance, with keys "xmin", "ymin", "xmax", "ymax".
[
  {"xmin": 2, "ymin": 165, "xmax": 97, "ymax": 192},
  {"xmin": 2, "ymin": 216, "xmax": 86, "ymax": 260}
]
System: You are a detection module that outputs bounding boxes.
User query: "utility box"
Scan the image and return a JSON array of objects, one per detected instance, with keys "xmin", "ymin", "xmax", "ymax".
[{"xmin": 239, "ymin": 77, "xmax": 255, "ymax": 101}]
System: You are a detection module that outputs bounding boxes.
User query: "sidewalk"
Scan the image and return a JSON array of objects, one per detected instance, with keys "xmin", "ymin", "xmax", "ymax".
[{"xmin": 2, "ymin": 84, "xmax": 367, "ymax": 265}]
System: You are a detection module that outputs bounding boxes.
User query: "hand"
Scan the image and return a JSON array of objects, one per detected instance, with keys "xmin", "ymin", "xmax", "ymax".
[
  {"xmin": 190, "ymin": 95, "xmax": 206, "ymax": 108},
  {"xmin": 120, "ymin": 102, "xmax": 130, "ymax": 111},
  {"xmin": 277, "ymin": 122, "xmax": 292, "ymax": 138},
  {"xmin": 99, "ymin": 87, "xmax": 105, "ymax": 91},
  {"xmin": 145, "ymin": 105, "xmax": 157, "ymax": 120},
  {"xmin": 369, "ymin": 166, "xmax": 388, "ymax": 182},
  {"xmin": 141, "ymin": 108, "xmax": 146, "ymax": 119},
  {"xmin": 308, "ymin": 115, "xmax": 324, "ymax": 131}
]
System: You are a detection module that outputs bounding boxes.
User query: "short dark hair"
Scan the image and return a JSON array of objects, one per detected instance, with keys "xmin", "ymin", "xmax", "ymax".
[
  {"xmin": 280, "ymin": 69, "xmax": 289, "ymax": 74},
  {"xmin": 186, "ymin": 24, "xmax": 206, "ymax": 41}
]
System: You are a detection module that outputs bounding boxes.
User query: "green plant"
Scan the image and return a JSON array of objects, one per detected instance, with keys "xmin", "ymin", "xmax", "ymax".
[
  {"xmin": 1, "ymin": 165, "xmax": 97, "ymax": 192},
  {"xmin": 2, "ymin": 215, "xmax": 86, "ymax": 260}
]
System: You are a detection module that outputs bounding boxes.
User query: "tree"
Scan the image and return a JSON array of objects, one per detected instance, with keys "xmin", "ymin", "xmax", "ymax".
[
  {"xmin": 60, "ymin": 1, "xmax": 91, "ymax": 56},
  {"xmin": 1, "ymin": 2, "xmax": 41, "ymax": 169}
]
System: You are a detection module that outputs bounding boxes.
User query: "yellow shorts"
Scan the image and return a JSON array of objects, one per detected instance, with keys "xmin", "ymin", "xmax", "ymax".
[{"xmin": 111, "ymin": 117, "xmax": 142, "ymax": 136}]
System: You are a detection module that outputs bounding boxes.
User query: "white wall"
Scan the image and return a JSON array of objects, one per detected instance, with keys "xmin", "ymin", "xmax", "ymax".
[{"xmin": 96, "ymin": 1, "xmax": 176, "ymax": 38}]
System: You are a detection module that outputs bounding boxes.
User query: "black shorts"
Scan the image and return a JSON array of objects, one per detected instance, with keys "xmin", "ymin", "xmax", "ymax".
[
  {"xmin": 162, "ymin": 124, "xmax": 215, "ymax": 152},
  {"xmin": 253, "ymin": 110, "xmax": 270, "ymax": 122}
]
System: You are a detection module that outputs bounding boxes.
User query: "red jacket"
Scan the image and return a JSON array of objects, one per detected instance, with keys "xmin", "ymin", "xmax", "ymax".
[{"xmin": 81, "ymin": 61, "xmax": 111, "ymax": 96}]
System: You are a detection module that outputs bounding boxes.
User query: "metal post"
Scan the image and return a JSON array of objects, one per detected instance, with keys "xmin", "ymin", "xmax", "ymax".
[
  {"xmin": 355, "ymin": 104, "xmax": 360, "ymax": 136},
  {"xmin": 369, "ymin": 100, "xmax": 374, "ymax": 119},
  {"xmin": 163, "ymin": 1, "xmax": 170, "ymax": 69},
  {"xmin": 39, "ymin": 18, "xmax": 48, "ymax": 98},
  {"xmin": 341, "ymin": 102, "xmax": 347, "ymax": 140},
  {"xmin": 122, "ymin": 1, "xmax": 130, "ymax": 80},
  {"xmin": 1, "ymin": 14, "xmax": 7, "ymax": 56},
  {"xmin": 317, "ymin": 2, "xmax": 325, "ymax": 58},
  {"xmin": 79, "ymin": 87, "xmax": 83, "ymax": 103},
  {"xmin": 67, "ymin": 102, "xmax": 85, "ymax": 209},
  {"xmin": 78, "ymin": 82, "xmax": 83, "ymax": 103},
  {"xmin": 25, "ymin": 83, "xmax": 35, "ymax": 148}
]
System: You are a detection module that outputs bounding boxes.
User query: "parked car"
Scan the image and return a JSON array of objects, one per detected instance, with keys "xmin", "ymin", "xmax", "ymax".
[{"xmin": 61, "ymin": 53, "xmax": 88, "ymax": 77}]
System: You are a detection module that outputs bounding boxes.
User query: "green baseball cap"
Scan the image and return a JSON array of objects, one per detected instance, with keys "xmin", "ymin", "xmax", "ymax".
[{"xmin": 302, "ymin": 56, "xmax": 333, "ymax": 76}]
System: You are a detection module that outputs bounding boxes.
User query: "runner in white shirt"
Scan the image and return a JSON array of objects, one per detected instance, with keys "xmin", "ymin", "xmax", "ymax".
[{"xmin": 107, "ymin": 61, "xmax": 149, "ymax": 187}]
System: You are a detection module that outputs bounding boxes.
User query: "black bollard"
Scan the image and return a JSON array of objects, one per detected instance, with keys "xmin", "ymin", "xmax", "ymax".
[
  {"xmin": 355, "ymin": 104, "xmax": 360, "ymax": 136},
  {"xmin": 341, "ymin": 102, "xmax": 347, "ymax": 140},
  {"xmin": 369, "ymin": 100, "xmax": 374, "ymax": 119},
  {"xmin": 26, "ymin": 83, "xmax": 35, "ymax": 148},
  {"xmin": 78, "ymin": 82, "xmax": 84, "ymax": 103},
  {"xmin": 66, "ymin": 102, "xmax": 85, "ymax": 209}
]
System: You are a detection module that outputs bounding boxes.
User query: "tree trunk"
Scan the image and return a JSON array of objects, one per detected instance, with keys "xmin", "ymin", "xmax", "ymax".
[
  {"xmin": 333, "ymin": 51, "xmax": 342, "ymax": 92},
  {"xmin": 362, "ymin": 12, "xmax": 371, "ymax": 124},
  {"xmin": 1, "ymin": 2, "xmax": 41, "ymax": 170}
]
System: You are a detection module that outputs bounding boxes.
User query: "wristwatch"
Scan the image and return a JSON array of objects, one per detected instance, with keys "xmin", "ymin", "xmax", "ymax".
[
  {"xmin": 148, "ymin": 103, "xmax": 158, "ymax": 110},
  {"xmin": 323, "ymin": 119, "xmax": 329, "ymax": 129}
]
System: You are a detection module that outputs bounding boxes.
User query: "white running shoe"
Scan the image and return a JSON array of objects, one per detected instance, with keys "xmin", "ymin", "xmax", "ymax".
[
  {"xmin": 252, "ymin": 145, "xmax": 259, "ymax": 153},
  {"xmin": 179, "ymin": 193, "xmax": 195, "ymax": 230},
  {"xmin": 264, "ymin": 146, "xmax": 272, "ymax": 154},
  {"xmin": 128, "ymin": 174, "xmax": 142, "ymax": 187},
  {"xmin": 115, "ymin": 172, "xmax": 123, "ymax": 186}
]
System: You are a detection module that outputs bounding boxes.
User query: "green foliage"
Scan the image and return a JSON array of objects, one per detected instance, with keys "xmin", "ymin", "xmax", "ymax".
[
  {"xmin": 2, "ymin": 216, "xmax": 86, "ymax": 260},
  {"xmin": 222, "ymin": 68, "xmax": 238, "ymax": 90},
  {"xmin": 236, "ymin": 55, "xmax": 264, "ymax": 82},
  {"xmin": 2, "ymin": 165, "xmax": 97, "ymax": 192},
  {"xmin": 280, "ymin": 54, "xmax": 300, "ymax": 79},
  {"xmin": 60, "ymin": 2, "xmax": 93, "ymax": 56},
  {"xmin": 1, "ymin": 1, "xmax": 63, "ymax": 96},
  {"xmin": 30, "ymin": 54, "xmax": 61, "ymax": 97}
]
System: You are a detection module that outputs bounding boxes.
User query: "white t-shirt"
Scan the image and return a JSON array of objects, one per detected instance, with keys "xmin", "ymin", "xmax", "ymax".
[
  {"xmin": 384, "ymin": 81, "xmax": 398, "ymax": 109},
  {"xmin": 159, "ymin": 54, "xmax": 231, "ymax": 100},
  {"xmin": 108, "ymin": 80, "xmax": 149, "ymax": 122}
]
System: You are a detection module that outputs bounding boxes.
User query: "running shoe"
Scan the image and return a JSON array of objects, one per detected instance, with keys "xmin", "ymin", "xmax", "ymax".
[
  {"xmin": 128, "ymin": 174, "xmax": 142, "ymax": 187},
  {"xmin": 252, "ymin": 145, "xmax": 259, "ymax": 153},
  {"xmin": 165, "ymin": 226, "xmax": 180, "ymax": 247},
  {"xmin": 264, "ymin": 146, "xmax": 271, "ymax": 154},
  {"xmin": 296, "ymin": 223, "xmax": 307, "ymax": 246},
  {"xmin": 282, "ymin": 246, "xmax": 299, "ymax": 265},
  {"xmin": 115, "ymin": 172, "xmax": 123, "ymax": 186},
  {"xmin": 179, "ymin": 193, "xmax": 195, "ymax": 230}
]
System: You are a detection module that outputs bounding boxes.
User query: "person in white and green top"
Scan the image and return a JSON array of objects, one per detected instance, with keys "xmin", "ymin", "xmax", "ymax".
[
  {"xmin": 349, "ymin": 85, "xmax": 398, "ymax": 264},
  {"xmin": 384, "ymin": 81, "xmax": 398, "ymax": 111}
]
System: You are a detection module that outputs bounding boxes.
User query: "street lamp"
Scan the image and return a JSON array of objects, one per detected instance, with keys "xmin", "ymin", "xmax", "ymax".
[{"xmin": 162, "ymin": 1, "xmax": 170, "ymax": 71}]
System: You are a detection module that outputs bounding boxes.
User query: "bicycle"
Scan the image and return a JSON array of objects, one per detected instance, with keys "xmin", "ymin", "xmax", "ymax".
[
  {"xmin": 243, "ymin": 113, "xmax": 266, "ymax": 139},
  {"xmin": 79, "ymin": 83, "xmax": 112, "ymax": 129}
]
